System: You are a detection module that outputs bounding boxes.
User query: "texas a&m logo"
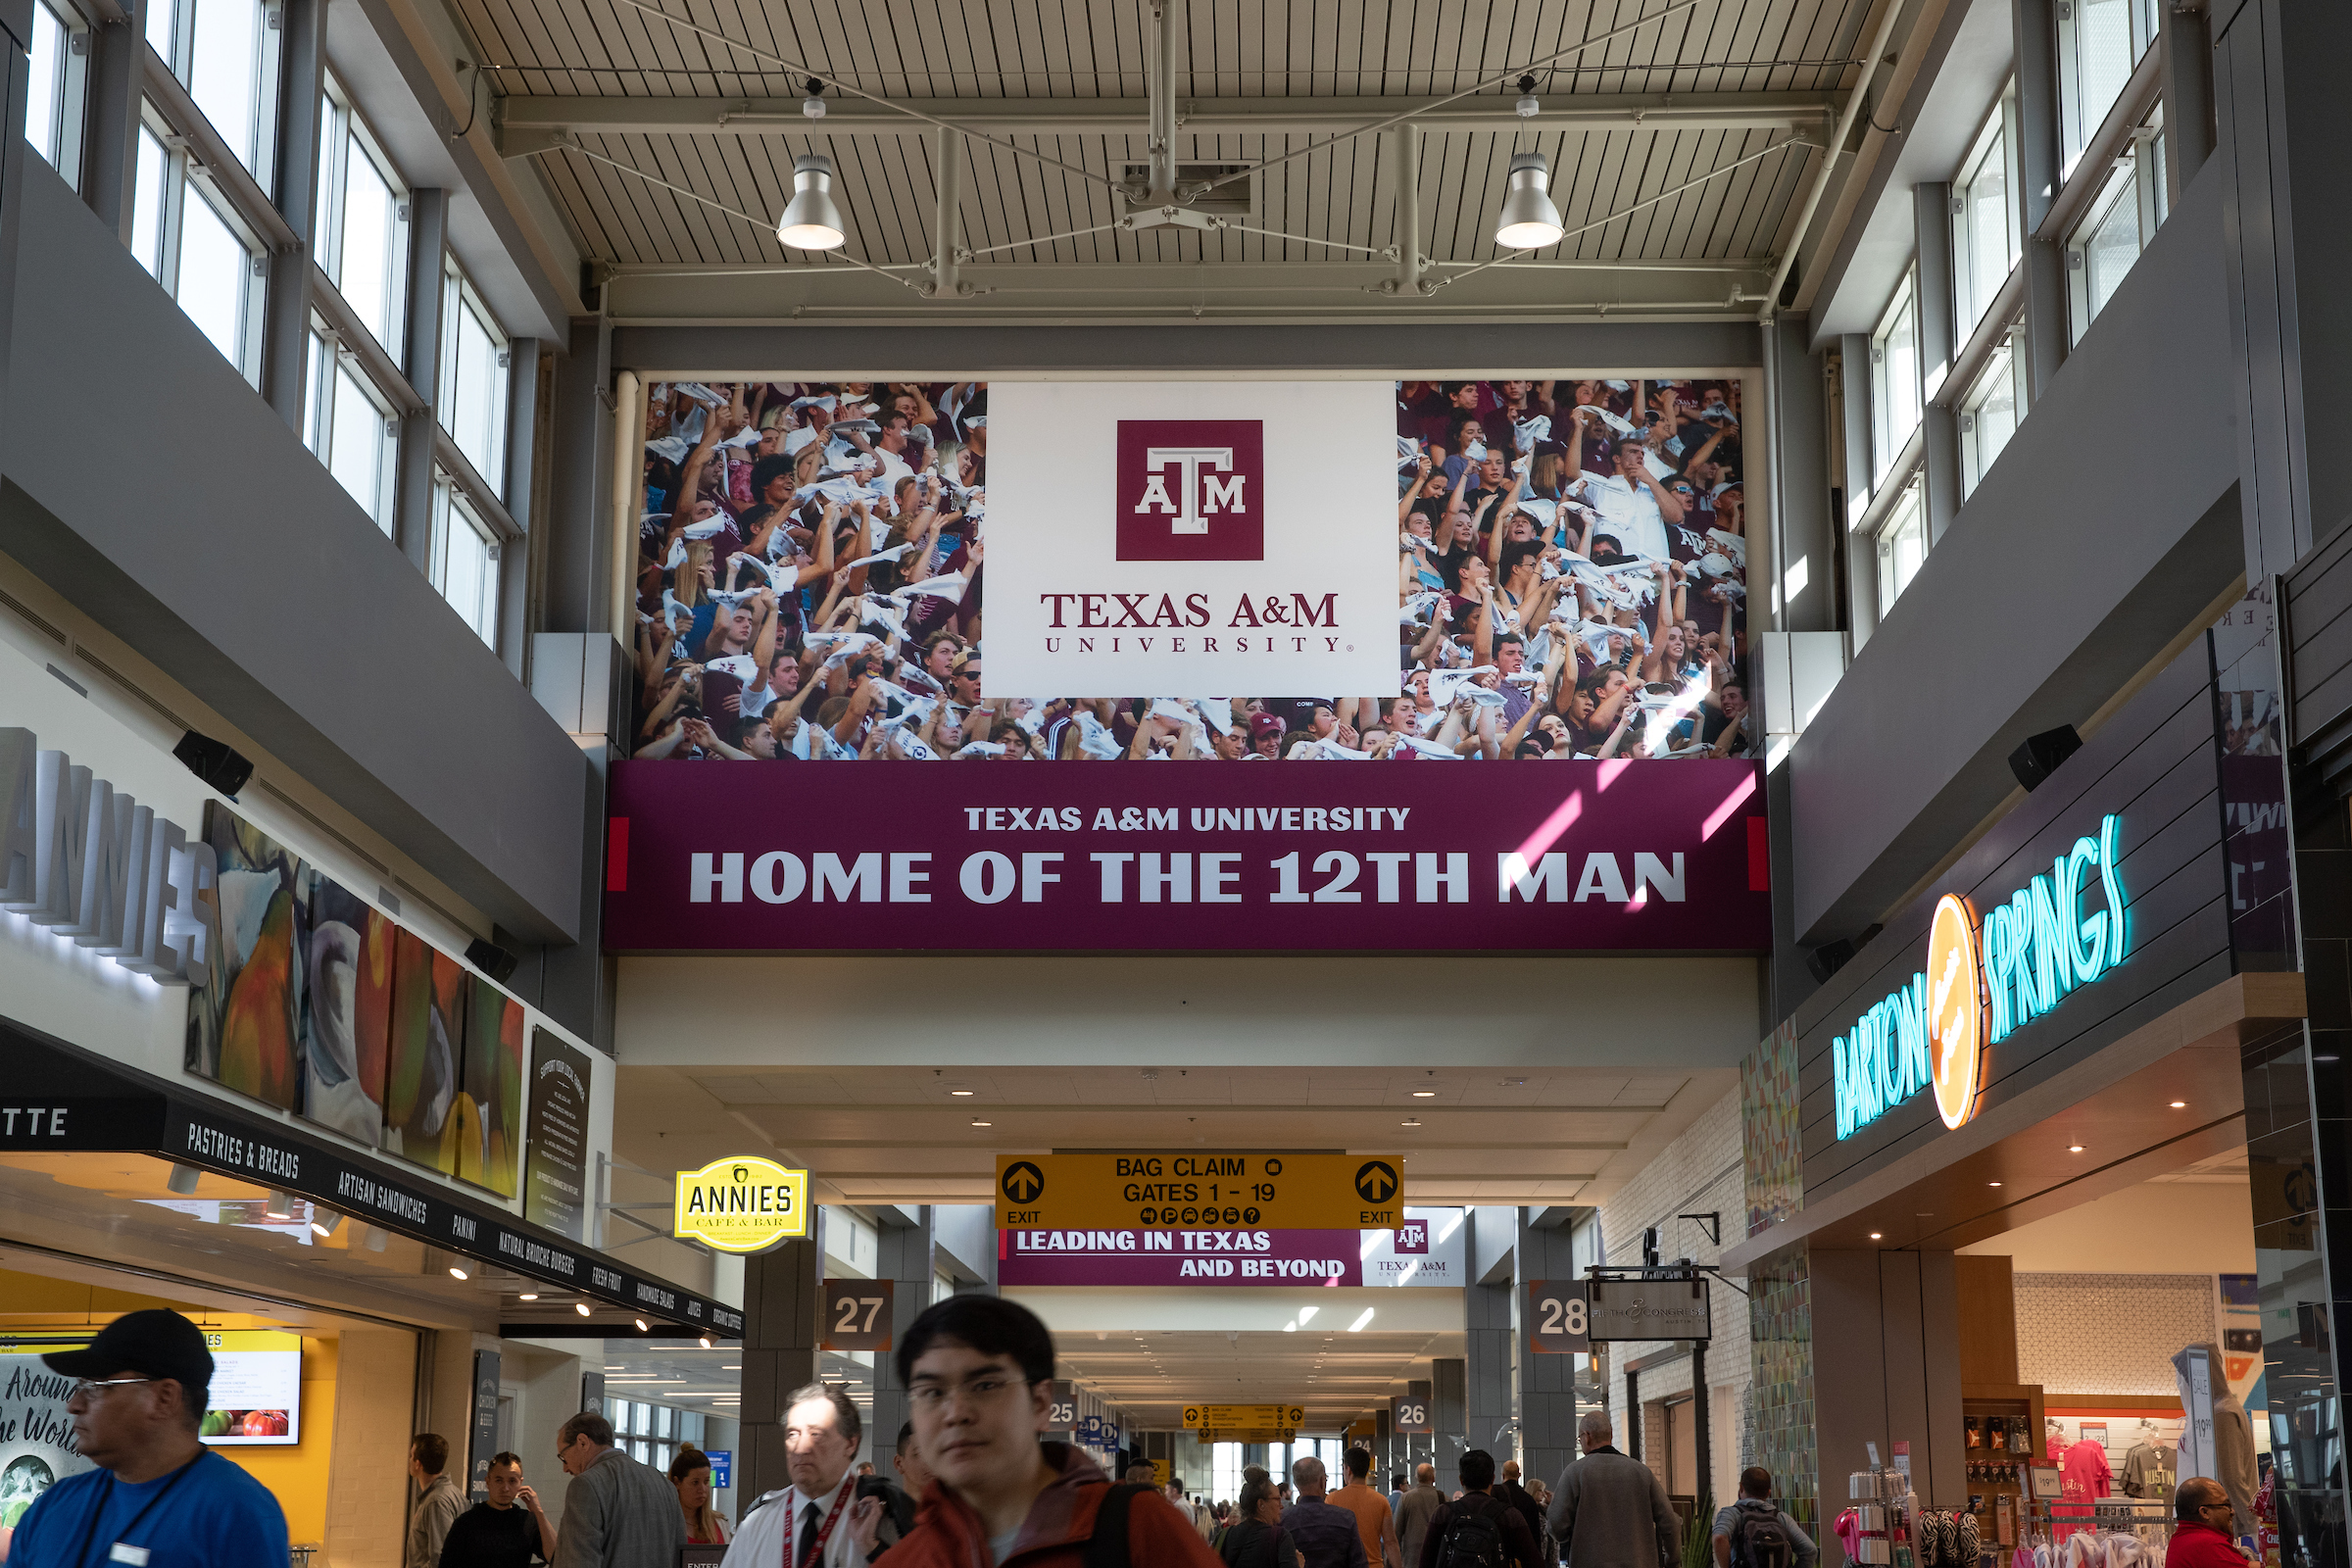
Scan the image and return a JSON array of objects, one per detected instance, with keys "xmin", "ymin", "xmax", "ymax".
[{"xmin": 1115, "ymin": 418, "xmax": 1265, "ymax": 562}]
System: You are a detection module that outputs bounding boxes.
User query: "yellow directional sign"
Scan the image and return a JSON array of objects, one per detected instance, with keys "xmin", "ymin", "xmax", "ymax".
[
  {"xmin": 1198, "ymin": 1428, "xmax": 1298, "ymax": 1445},
  {"xmin": 1183, "ymin": 1404, "xmax": 1305, "ymax": 1429},
  {"xmin": 996, "ymin": 1154, "xmax": 1401, "ymax": 1230}
]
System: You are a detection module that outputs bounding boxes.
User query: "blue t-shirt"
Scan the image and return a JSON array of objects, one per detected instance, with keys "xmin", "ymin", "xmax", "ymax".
[{"xmin": 10, "ymin": 1451, "xmax": 288, "ymax": 1568}]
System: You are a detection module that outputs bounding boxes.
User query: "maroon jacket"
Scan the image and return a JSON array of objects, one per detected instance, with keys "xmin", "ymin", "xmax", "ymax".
[{"xmin": 888, "ymin": 1444, "xmax": 1223, "ymax": 1568}]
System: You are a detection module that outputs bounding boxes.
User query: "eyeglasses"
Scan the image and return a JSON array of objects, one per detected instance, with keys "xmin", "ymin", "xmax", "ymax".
[
  {"xmin": 69, "ymin": 1376, "xmax": 154, "ymax": 1399},
  {"xmin": 907, "ymin": 1373, "xmax": 1032, "ymax": 1412}
]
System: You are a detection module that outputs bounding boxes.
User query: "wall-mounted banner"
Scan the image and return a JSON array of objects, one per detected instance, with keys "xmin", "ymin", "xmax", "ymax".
[
  {"xmin": 1359, "ymin": 1207, "xmax": 1465, "ymax": 1286},
  {"xmin": 0, "ymin": 1352, "xmax": 94, "ymax": 1528},
  {"xmin": 1000, "ymin": 1227, "xmax": 1383, "ymax": 1287},
  {"xmin": 605, "ymin": 759, "xmax": 1767, "ymax": 952},
  {"xmin": 988, "ymin": 381, "xmax": 1396, "ymax": 696},
  {"xmin": 672, "ymin": 1155, "xmax": 809, "ymax": 1251},
  {"xmin": 1834, "ymin": 813, "xmax": 2130, "ymax": 1141}
]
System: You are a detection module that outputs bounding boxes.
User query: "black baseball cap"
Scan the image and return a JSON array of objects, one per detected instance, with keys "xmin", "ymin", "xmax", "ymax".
[{"xmin": 43, "ymin": 1309, "xmax": 215, "ymax": 1394}]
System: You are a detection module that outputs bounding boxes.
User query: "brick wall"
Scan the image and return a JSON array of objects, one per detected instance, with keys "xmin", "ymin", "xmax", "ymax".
[{"xmin": 325, "ymin": 1326, "xmax": 418, "ymax": 1568}]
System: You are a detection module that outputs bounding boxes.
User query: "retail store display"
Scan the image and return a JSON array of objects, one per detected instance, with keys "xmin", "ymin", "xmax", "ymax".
[{"xmin": 2118, "ymin": 1423, "xmax": 2175, "ymax": 1509}]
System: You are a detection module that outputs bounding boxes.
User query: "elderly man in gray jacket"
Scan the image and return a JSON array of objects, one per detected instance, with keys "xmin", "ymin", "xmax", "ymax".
[
  {"xmin": 552, "ymin": 1410, "xmax": 690, "ymax": 1568},
  {"xmin": 1548, "ymin": 1411, "xmax": 1680, "ymax": 1568}
]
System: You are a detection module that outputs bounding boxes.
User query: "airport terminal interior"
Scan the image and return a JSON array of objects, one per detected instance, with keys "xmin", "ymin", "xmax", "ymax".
[{"xmin": 0, "ymin": 0, "xmax": 2346, "ymax": 1563}]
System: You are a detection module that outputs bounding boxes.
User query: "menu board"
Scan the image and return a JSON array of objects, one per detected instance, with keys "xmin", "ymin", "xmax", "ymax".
[{"xmin": 198, "ymin": 1330, "xmax": 302, "ymax": 1445}]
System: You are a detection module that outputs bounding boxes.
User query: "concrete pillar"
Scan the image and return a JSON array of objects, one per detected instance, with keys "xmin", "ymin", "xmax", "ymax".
[
  {"xmin": 1406, "ymin": 1379, "xmax": 1432, "ymax": 1472},
  {"xmin": 1433, "ymin": 1359, "xmax": 1465, "ymax": 1479},
  {"xmin": 1515, "ymin": 1215, "xmax": 1584, "ymax": 1491},
  {"xmin": 2159, "ymin": 3, "xmax": 2213, "ymax": 207},
  {"xmin": 2011, "ymin": 0, "xmax": 2067, "ymax": 399},
  {"xmin": 868, "ymin": 1207, "xmax": 936, "ymax": 1471},
  {"xmin": 395, "ymin": 188, "xmax": 449, "ymax": 577},
  {"xmin": 1465, "ymin": 1275, "xmax": 1513, "ymax": 1468},
  {"xmin": 740, "ymin": 1234, "xmax": 822, "ymax": 1504},
  {"xmin": 83, "ymin": 0, "xmax": 145, "ymax": 241},
  {"xmin": 1764, "ymin": 314, "xmax": 1836, "ymax": 633},
  {"xmin": 262, "ymin": 0, "xmax": 325, "ymax": 433}
]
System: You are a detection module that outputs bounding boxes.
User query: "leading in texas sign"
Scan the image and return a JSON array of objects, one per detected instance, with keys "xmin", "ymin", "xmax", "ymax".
[{"xmin": 987, "ymin": 381, "xmax": 1396, "ymax": 697}]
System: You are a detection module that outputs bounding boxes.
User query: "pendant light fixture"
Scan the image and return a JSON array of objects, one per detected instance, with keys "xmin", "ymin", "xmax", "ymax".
[
  {"xmin": 1494, "ymin": 75, "xmax": 1565, "ymax": 251},
  {"xmin": 777, "ymin": 154, "xmax": 848, "ymax": 250}
]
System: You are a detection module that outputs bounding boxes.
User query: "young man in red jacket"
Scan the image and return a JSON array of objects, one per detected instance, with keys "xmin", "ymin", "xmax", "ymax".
[
  {"xmin": 2165, "ymin": 1479, "xmax": 2249, "ymax": 1568},
  {"xmin": 881, "ymin": 1297, "xmax": 1219, "ymax": 1568}
]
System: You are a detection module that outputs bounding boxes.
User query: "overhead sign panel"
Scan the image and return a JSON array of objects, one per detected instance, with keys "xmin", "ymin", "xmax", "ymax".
[
  {"xmin": 1183, "ymin": 1403, "xmax": 1304, "ymax": 1429},
  {"xmin": 673, "ymin": 1155, "xmax": 809, "ymax": 1252},
  {"xmin": 1586, "ymin": 1276, "xmax": 1711, "ymax": 1342},
  {"xmin": 995, "ymin": 1152, "xmax": 1401, "ymax": 1230}
]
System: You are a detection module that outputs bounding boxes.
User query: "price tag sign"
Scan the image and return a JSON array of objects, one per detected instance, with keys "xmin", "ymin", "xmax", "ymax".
[
  {"xmin": 1391, "ymin": 1395, "xmax": 1431, "ymax": 1433},
  {"xmin": 820, "ymin": 1279, "xmax": 895, "ymax": 1352},
  {"xmin": 1527, "ymin": 1280, "xmax": 1590, "ymax": 1353}
]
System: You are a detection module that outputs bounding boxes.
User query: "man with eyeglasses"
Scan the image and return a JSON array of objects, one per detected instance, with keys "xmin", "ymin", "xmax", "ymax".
[
  {"xmin": 549, "ymin": 1410, "xmax": 686, "ymax": 1568},
  {"xmin": 2, "ymin": 1308, "xmax": 288, "ymax": 1568},
  {"xmin": 878, "ymin": 1297, "xmax": 1219, "ymax": 1568},
  {"xmin": 2164, "ymin": 1479, "xmax": 2246, "ymax": 1568},
  {"xmin": 725, "ymin": 1385, "xmax": 911, "ymax": 1568}
]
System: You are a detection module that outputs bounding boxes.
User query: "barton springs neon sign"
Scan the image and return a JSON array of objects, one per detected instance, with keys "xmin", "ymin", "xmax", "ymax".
[{"xmin": 1834, "ymin": 814, "xmax": 2129, "ymax": 1141}]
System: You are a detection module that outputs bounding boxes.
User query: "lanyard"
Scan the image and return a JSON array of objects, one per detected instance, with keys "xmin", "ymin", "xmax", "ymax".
[
  {"xmin": 788, "ymin": 1483, "xmax": 855, "ymax": 1568},
  {"xmin": 73, "ymin": 1451, "xmax": 209, "ymax": 1568}
]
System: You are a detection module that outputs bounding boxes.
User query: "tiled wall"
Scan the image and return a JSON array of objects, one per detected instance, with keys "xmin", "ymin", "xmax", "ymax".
[
  {"xmin": 1746, "ymin": 1243, "xmax": 1817, "ymax": 1528},
  {"xmin": 1742, "ymin": 1020, "xmax": 1803, "ymax": 1238},
  {"xmin": 2014, "ymin": 1272, "xmax": 2216, "ymax": 1396}
]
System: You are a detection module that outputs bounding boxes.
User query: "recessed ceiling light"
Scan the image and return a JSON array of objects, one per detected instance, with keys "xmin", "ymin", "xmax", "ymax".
[
  {"xmin": 971, "ymin": 1119, "xmax": 993, "ymax": 1127},
  {"xmin": 1400, "ymin": 1118, "xmax": 1421, "ymax": 1127},
  {"xmin": 2170, "ymin": 1101, "xmax": 2186, "ymax": 1108},
  {"xmin": 951, "ymin": 1089, "xmax": 975, "ymax": 1097},
  {"xmin": 1988, "ymin": 1181, "xmax": 2003, "ymax": 1188},
  {"xmin": 2069, "ymin": 1145, "xmax": 2084, "ymax": 1153},
  {"xmin": 519, "ymin": 1293, "xmax": 538, "ymax": 1300},
  {"xmin": 1412, "ymin": 1090, "xmax": 1437, "ymax": 1098},
  {"xmin": 1868, "ymin": 1232, "xmax": 1883, "ymax": 1241}
]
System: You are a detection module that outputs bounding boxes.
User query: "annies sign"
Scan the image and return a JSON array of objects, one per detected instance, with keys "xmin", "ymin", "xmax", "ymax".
[
  {"xmin": 604, "ymin": 760, "xmax": 1769, "ymax": 953},
  {"xmin": 987, "ymin": 381, "xmax": 1396, "ymax": 697}
]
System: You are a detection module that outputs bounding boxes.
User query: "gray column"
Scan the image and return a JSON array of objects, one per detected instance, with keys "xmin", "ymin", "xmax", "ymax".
[
  {"xmin": 1912, "ymin": 182, "xmax": 1962, "ymax": 543},
  {"xmin": 1690, "ymin": 1344, "xmax": 1710, "ymax": 1507},
  {"xmin": 1764, "ymin": 315, "xmax": 1836, "ymax": 634},
  {"xmin": 2159, "ymin": 4, "xmax": 2214, "ymax": 207},
  {"xmin": 2012, "ymin": 0, "xmax": 2067, "ymax": 398},
  {"xmin": 1406, "ymin": 1379, "xmax": 1433, "ymax": 1473},
  {"xmin": 868, "ymin": 1207, "xmax": 935, "ymax": 1472},
  {"xmin": 1515, "ymin": 1214, "xmax": 1584, "ymax": 1491},
  {"xmin": 1465, "ymin": 1275, "xmax": 1512, "ymax": 1466},
  {"xmin": 1838, "ymin": 334, "xmax": 1877, "ymax": 646},
  {"xmin": 1374, "ymin": 1406, "xmax": 1395, "ymax": 1486},
  {"xmin": 260, "ymin": 0, "xmax": 324, "ymax": 431},
  {"xmin": 741, "ymin": 1234, "xmax": 822, "ymax": 1503},
  {"xmin": 1432, "ymin": 1358, "xmax": 1465, "ymax": 1477},
  {"xmin": 82, "ymin": 0, "xmax": 145, "ymax": 240},
  {"xmin": 395, "ymin": 188, "xmax": 449, "ymax": 574},
  {"xmin": 543, "ymin": 317, "xmax": 615, "ymax": 636},
  {"xmin": 500, "ymin": 336, "xmax": 544, "ymax": 682}
]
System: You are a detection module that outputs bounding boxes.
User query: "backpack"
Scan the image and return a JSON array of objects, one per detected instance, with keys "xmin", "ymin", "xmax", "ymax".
[
  {"xmin": 1728, "ymin": 1500, "xmax": 1794, "ymax": 1568},
  {"xmin": 1435, "ymin": 1495, "xmax": 1511, "ymax": 1568},
  {"xmin": 1082, "ymin": 1483, "xmax": 1155, "ymax": 1568}
]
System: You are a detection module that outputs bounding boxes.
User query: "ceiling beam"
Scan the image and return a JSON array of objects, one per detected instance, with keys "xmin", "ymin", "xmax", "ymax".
[{"xmin": 497, "ymin": 90, "xmax": 1838, "ymax": 156}]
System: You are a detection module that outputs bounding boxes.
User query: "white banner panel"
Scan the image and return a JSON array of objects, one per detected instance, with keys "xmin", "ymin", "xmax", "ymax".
[{"xmin": 986, "ymin": 380, "xmax": 1396, "ymax": 698}]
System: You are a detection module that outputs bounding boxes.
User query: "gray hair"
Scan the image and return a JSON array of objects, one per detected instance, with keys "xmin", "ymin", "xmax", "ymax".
[
  {"xmin": 1579, "ymin": 1411, "xmax": 1614, "ymax": 1442},
  {"xmin": 786, "ymin": 1382, "xmax": 862, "ymax": 1451},
  {"xmin": 1292, "ymin": 1455, "xmax": 1327, "ymax": 1491}
]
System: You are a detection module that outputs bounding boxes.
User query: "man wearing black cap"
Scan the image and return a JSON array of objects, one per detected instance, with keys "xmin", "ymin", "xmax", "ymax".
[{"xmin": 5, "ymin": 1308, "xmax": 289, "ymax": 1567}]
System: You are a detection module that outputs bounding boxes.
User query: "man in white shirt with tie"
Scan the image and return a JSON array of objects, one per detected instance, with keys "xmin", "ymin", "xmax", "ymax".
[{"xmin": 724, "ymin": 1385, "xmax": 896, "ymax": 1568}]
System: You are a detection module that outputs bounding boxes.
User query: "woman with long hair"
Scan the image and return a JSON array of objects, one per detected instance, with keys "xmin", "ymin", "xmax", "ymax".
[{"xmin": 669, "ymin": 1446, "xmax": 728, "ymax": 1545}]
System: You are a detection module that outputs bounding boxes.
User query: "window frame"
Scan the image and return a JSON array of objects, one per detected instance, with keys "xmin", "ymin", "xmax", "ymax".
[
  {"xmin": 2055, "ymin": 0, "xmax": 2157, "ymax": 176},
  {"xmin": 146, "ymin": 0, "xmax": 281, "ymax": 190},
  {"xmin": 1870, "ymin": 268, "xmax": 1922, "ymax": 486},
  {"xmin": 313, "ymin": 73, "xmax": 412, "ymax": 363},
  {"xmin": 1958, "ymin": 319, "xmax": 2032, "ymax": 501},
  {"xmin": 2064, "ymin": 108, "xmax": 2168, "ymax": 345},
  {"xmin": 438, "ymin": 258, "xmax": 513, "ymax": 504},
  {"xmin": 1874, "ymin": 473, "xmax": 1930, "ymax": 621},
  {"xmin": 430, "ymin": 468, "xmax": 503, "ymax": 648},
  {"xmin": 25, "ymin": 0, "xmax": 91, "ymax": 190},
  {"xmin": 304, "ymin": 320, "xmax": 402, "ymax": 532},
  {"xmin": 1951, "ymin": 90, "xmax": 2020, "ymax": 341},
  {"xmin": 132, "ymin": 103, "xmax": 270, "ymax": 384}
]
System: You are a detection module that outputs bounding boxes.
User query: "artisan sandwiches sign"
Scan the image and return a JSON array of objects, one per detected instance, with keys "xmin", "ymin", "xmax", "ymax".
[{"xmin": 985, "ymin": 381, "xmax": 1396, "ymax": 697}]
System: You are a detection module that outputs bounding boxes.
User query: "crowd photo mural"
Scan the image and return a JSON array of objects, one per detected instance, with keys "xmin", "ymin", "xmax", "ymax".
[{"xmin": 627, "ymin": 376, "xmax": 1749, "ymax": 765}]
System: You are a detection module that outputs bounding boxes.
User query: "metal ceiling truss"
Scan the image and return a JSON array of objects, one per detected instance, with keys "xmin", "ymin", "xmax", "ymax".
[{"xmin": 515, "ymin": 0, "xmax": 1852, "ymax": 321}]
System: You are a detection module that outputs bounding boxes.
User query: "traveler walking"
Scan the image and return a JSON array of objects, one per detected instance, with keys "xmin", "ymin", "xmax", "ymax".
[
  {"xmin": 1416, "ymin": 1450, "xmax": 1538, "ymax": 1568},
  {"xmin": 410, "ymin": 1433, "xmax": 468, "ymax": 1568},
  {"xmin": 1546, "ymin": 1414, "xmax": 1678, "ymax": 1568},
  {"xmin": 1396, "ymin": 1465, "xmax": 1446, "ymax": 1568},
  {"xmin": 1494, "ymin": 1463, "xmax": 1548, "ymax": 1567},
  {"xmin": 1711, "ymin": 1470, "xmax": 1815, "ymax": 1568},
  {"xmin": 727, "ymin": 1385, "xmax": 910, "ymax": 1568},
  {"xmin": 1, "ymin": 1308, "xmax": 289, "ymax": 1568},
  {"xmin": 552, "ymin": 1410, "xmax": 690, "ymax": 1568},
  {"xmin": 1223, "ymin": 1477, "xmax": 1301, "ymax": 1568},
  {"xmin": 868, "ymin": 1296, "xmax": 1219, "ymax": 1568},
  {"xmin": 440, "ymin": 1451, "xmax": 555, "ymax": 1567},
  {"xmin": 1284, "ymin": 1457, "xmax": 1369, "ymax": 1568},
  {"xmin": 1333, "ymin": 1448, "xmax": 1403, "ymax": 1568}
]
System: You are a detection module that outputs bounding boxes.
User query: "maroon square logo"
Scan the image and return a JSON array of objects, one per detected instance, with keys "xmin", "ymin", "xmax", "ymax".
[
  {"xmin": 1394, "ymin": 1221, "xmax": 1429, "ymax": 1254},
  {"xmin": 1114, "ymin": 418, "xmax": 1265, "ymax": 561}
]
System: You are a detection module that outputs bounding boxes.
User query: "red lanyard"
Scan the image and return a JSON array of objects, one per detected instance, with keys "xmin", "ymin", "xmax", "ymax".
[{"xmin": 791, "ymin": 1482, "xmax": 856, "ymax": 1568}]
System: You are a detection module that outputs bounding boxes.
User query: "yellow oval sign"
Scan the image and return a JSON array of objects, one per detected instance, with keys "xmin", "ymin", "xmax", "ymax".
[
  {"xmin": 673, "ymin": 1156, "xmax": 810, "ymax": 1252},
  {"xmin": 1926, "ymin": 894, "xmax": 1986, "ymax": 1131}
]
